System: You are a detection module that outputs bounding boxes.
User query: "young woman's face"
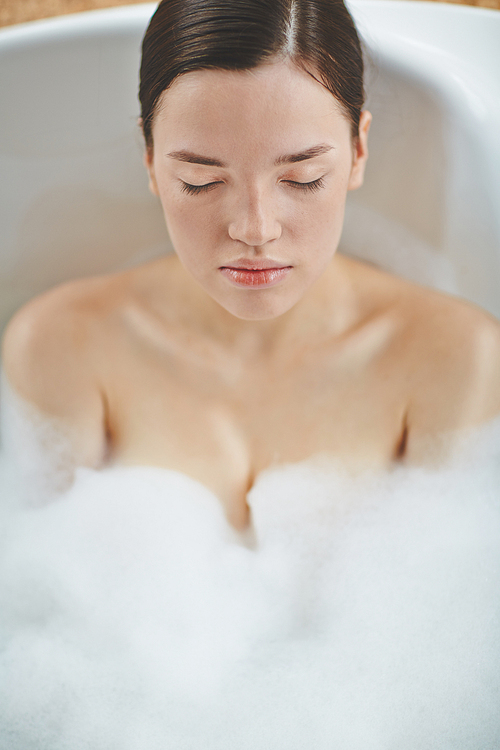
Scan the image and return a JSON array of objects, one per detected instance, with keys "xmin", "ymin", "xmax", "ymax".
[{"xmin": 144, "ymin": 58, "xmax": 371, "ymax": 320}]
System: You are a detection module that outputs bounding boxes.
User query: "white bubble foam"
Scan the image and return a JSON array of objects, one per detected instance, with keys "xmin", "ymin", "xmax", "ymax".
[{"xmin": 1, "ymin": 368, "xmax": 500, "ymax": 749}]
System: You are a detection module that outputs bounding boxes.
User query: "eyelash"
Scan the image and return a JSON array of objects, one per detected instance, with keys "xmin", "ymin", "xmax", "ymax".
[{"xmin": 180, "ymin": 177, "xmax": 325, "ymax": 195}]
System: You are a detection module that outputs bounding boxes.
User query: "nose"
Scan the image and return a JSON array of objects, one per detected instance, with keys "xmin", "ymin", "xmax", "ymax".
[{"xmin": 227, "ymin": 185, "xmax": 282, "ymax": 246}]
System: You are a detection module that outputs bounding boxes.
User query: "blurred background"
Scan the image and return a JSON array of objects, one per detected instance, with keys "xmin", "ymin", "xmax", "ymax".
[{"xmin": 0, "ymin": 0, "xmax": 498, "ymax": 28}]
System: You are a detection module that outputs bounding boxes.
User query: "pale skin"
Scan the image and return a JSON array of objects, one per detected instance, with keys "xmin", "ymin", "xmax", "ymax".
[{"xmin": 3, "ymin": 57, "xmax": 500, "ymax": 530}]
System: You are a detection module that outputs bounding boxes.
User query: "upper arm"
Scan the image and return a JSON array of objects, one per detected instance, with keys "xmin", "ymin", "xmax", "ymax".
[
  {"xmin": 1, "ymin": 285, "xmax": 108, "ymax": 470},
  {"xmin": 403, "ymin": 300, "xmax": 500, "ymax": 465}
]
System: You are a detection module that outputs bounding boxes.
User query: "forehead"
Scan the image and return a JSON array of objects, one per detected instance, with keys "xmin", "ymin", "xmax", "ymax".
[{"xmin": 152, "ymin": 59, "xmax": 350, "ymax": 155}]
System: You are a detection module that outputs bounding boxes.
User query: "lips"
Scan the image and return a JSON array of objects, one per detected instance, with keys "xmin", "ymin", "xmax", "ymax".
[{"xmin": 219, "ymin": 266, "xmax": 292, "ymax": 288}]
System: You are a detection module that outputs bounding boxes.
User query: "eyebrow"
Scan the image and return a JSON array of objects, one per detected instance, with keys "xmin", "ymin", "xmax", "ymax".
[
  {"xmin": 275, "ymin": 144, "xmax": 334, "ymax": 165},
  {"xmin": 166, "ymin": 143, "xmax": 334, "ymax": 168}
]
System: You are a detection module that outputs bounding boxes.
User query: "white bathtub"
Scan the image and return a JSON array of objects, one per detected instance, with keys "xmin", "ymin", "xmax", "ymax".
[
  {"xmin": 1, "ymin": 9, "xmax": 500, "ymax": 744},
  {"xmin": 0, "ymin": 0, "xmax": 499, "ymax": 338}
]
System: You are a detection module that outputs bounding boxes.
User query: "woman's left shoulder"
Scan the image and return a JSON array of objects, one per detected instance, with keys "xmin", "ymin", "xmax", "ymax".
[
  {"xmin": 398, "ymin": 284, "xmax": 500, "ymax": 460},
  {"xmin": 410, "ymin": 285, "xmax": 500, "ymax": 357}
]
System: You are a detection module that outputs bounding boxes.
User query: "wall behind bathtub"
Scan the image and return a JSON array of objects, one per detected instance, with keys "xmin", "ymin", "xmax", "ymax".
[{"xmin": 0, "ymin": 0, "xmax": 499, "ymax": 28}]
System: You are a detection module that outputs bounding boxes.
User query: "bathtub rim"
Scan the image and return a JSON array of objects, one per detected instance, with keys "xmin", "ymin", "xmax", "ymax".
[{"xmin": 0, "ymin": 0, "xmax": 499, "ymax": 43}]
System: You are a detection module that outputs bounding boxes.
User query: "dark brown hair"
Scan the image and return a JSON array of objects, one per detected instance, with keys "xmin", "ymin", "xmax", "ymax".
[{"xmin": 139, "ymin": 0, "xmax": 365, "ymax": 151}]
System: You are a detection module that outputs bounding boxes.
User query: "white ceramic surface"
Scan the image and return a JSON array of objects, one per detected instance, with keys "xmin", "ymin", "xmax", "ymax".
[{"xmin": 0, "ymin": 1, "xmax": 499, "ymax": 336}]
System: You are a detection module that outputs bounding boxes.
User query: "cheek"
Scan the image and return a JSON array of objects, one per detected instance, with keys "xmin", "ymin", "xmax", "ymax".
[
  {"xmin": 289, "ymin": 188, "xmax": 347, "ymax": 244},
  {"xmin": 158, "ymin": 187, "xmax": 217, "ymax": 248}
]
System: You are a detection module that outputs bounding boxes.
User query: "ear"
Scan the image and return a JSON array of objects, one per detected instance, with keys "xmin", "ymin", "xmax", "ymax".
[
  {"xmin": 143, "ymin": 147, "xmax": 160, "ymax": 197},
  {"xmin": 138, "ymin": 118, "xmax": 160, "ymax": 197},
  {"xmin": 347, "ymin": 110, "xmax": 372, "ymax": 192}
]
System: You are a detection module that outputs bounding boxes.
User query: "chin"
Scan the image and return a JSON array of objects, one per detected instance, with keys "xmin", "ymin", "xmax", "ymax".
[{"xmin": 220, "ymin": 296, "xmax": 299, "ymax": 321}]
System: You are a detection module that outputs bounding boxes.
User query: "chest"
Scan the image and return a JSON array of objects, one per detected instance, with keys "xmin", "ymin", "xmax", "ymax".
[{"xmin": 102, "ymin": 329, "xmax": 408, "ymax": 529}]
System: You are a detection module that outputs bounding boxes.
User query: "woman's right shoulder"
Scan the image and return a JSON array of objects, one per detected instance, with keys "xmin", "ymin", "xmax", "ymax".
[
  {"xmin": 2, "ymin": 267, "xmax": 133, "ymax": 359},
  {"xmin": 1, "ymin": 277, "xmax": 113, "ymax": 466},
  {"xmin": 2, "ymin": 276, "xmax": 109, "ymax": 381}
]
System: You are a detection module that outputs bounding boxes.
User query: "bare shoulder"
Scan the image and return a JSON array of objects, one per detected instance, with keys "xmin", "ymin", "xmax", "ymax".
[
  {"xmin": 2, "ymin": 276, "xmax": 106, "ymax": 398},
  {"xmin": 395, "ymin": 280, "xmax": 500, "ymax": 462},
  {"xmin": 1, "ymin": 275, "xmax": 116, "ymax": 466},
  {"xmin": 1, "ymin": 257, "xmax": 173, "ymax": 418},
  {"xmin": 343, "ymin": 256, "xmax": 500, "ymax": 461}
]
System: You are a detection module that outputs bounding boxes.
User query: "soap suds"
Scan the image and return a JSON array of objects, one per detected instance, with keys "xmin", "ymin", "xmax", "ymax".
[{"xmin": 1, "ymin": 368, "xmax": 499, "ymax": 749}]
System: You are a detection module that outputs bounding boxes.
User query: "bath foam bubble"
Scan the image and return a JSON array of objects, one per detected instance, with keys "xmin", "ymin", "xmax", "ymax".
[
  {"xmin": 0, "ymin": 368, "xmax": 79, "ymax": 514},
  {"xmin": 1, "ymin": 370, "xmax": 500, "ymax": 749}
]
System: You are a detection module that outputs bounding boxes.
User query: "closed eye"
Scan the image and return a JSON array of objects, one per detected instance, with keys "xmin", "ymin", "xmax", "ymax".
[
  {"xmin": 180, "ymin": 181, "xmax": 222, "ymax": 195},
  {"xmin": 283, "ymin": 177, "xmax": 325, "ymax": 192},
  {"xmin": 180, "ymin": 176, "xmax": 326, "ymax": 195}
]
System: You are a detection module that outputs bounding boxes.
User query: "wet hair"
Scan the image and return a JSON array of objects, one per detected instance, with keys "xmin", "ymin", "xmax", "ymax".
[{"xmin": 139, "ymin": 0, "xmax": 365, "ymax": 152}]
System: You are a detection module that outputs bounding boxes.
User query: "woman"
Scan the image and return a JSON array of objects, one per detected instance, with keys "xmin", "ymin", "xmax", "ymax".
[{"xmin": 2, "ymin": 0, "xmax": 500, "ymax": 531}]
